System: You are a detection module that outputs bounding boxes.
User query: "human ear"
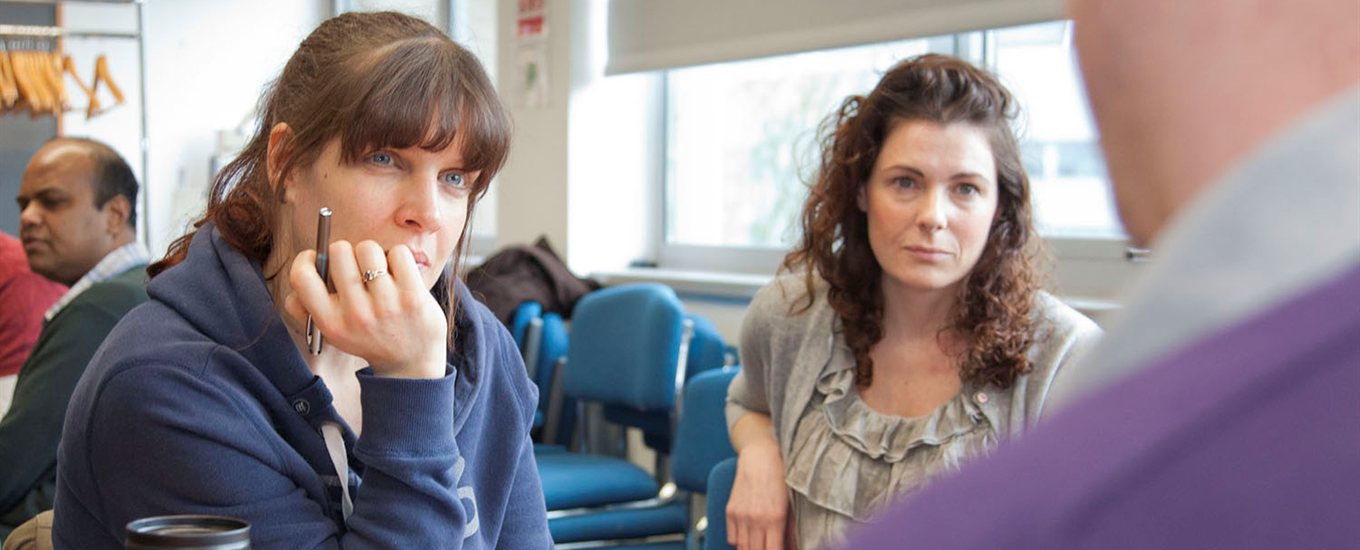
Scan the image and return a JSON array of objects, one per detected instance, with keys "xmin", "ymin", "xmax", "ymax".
[
  {"xmin": 102, "ymin": 195, "xmax": 131, "ymax": 235},
  {"xmin": 266, "ymin": 123, "xmax": 295, "ymax": 198}
]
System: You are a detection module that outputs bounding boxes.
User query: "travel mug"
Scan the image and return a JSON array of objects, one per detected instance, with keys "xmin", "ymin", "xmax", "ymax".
[{"xmin": 125, "ymin": 515, "xmax": 250, "ymax": 549}]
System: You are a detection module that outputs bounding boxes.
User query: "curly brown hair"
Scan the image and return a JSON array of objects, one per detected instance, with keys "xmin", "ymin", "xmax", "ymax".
[{"xmin": 784, "ymin": 54, "xmax": 1043, "ymax": 390}]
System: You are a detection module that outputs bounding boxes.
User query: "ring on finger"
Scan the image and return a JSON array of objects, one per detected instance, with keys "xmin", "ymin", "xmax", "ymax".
[{"xmin": 361, "ymin": 269, "xmax": 388, "ymax": 283}]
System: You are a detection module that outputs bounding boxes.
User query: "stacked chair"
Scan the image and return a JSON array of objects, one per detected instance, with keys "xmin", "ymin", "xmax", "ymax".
[
  {"xmin": 508, "ymin": 284, "xmax": 741, "ymax": 547},
  {"xmin": 546, "ymin": 366, "xmax": 738, "ymax": 549},
  {"xmin": 536, "ymin": 283, "xmax": 692, "ymax": 545},
  {"xmin": 704, "ymin": 458, "xmax": 739, "ymax": 550},
  {"xmin": 670, "ymin": 368, "xmax": 739, "ymax": 550},
  {"xmin": 535, "ymin": 311, "xmax": 573, "ymax": 448},
  {"xmin": 510, "ymin": 301, "xmax": 544, "ymax": 356},
  {"xmin": 552, "ymin": 366, "xmax": 739, "ymax": 549},
  {"xmin": 529, "ymin": 283, "xmax": 740, "ymax": 548},
  {"xmin": 509, "ymin": 300, "xmax": 573, "ymax": 446},
  {"xmin": 609, "ymin": 313, "xmax": 729, "ymax": 457}
]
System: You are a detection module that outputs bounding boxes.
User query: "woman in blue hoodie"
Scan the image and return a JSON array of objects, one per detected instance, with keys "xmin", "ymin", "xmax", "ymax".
[{"xmin": 53, "ymin": 11, "xmax": 551, "ymax": 549}]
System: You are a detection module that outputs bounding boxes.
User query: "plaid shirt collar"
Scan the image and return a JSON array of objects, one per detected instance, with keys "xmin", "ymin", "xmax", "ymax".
[{"xmin": 45, "ymin": 241, "xmax": 150, "ymax": 321}]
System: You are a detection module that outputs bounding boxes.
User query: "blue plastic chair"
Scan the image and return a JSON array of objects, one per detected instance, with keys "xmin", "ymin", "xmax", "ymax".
[
  {"xmin": 684, "ymin": 314, "xmax": 730, "ymax": 379},
  {"xmin": 548, "ymin": 356, "xmax": 738, "ymax": 548},
  {"xmin": 509, "ymin": 301, "xmax": 545, "ymax": 390},
  {"xmin": 537, "ymin": 283, "xmax": 693, "ymax": 544},
  {"xmin": 509, "ymin": 301, "xmax": 543, "ymax": 352},
  {"xmin": 705, "ymin": 457, "xmax": 739, "ymax": 550},
  {"xmin": 505, "ymin": 299, "xmax": 579, "ymax": 448},
  {"xmin": 671, "ymin": 367, "xmax": 739, "ymax": 549},
  {"xmin": 534, "ymin": 312, "xmax": 574, "ymax": 449},
  {"xmin": 606, "ymin": 313, "xmax": 730, "ymax": 459}
]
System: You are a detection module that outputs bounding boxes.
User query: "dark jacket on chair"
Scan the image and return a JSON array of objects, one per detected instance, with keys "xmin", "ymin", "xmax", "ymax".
[{"xmin": 465, "ymin": 236, "xmax": 599, "ymax": 325}]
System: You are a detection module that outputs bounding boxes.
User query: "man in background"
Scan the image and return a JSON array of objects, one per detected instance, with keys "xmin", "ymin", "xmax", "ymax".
[
  {"xmin": 0, "ymin": 138, "xmax": 149, "ymax": 539},
  {"xmin": 845, "ymin": 0, "xmax": 1359, "ymax": 547},
  {"xmin": 0, "ymin": 230, "xmax": 65, "ymax": 415}
]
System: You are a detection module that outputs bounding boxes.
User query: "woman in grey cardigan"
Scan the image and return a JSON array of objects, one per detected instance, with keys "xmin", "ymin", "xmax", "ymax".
[{"xmin": 724, "ymin": 54, "xmax": 1102, "ymax": 550}]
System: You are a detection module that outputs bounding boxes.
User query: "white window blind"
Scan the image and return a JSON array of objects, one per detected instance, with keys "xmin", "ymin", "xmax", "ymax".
[{"xmin": 606, "ymin": 0, "xmax": 1064, "ymax": 75}]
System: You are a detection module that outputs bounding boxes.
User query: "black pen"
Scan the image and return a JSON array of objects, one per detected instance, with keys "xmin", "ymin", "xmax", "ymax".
[{"xmin": 306, "ymin": 207, "xmax": 332, "ymax": 355}]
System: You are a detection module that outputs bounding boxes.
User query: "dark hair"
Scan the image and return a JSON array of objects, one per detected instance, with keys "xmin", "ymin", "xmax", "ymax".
[
  {"xmin": 50, "ymin": 136, "xmax": 138, "ymax": 228},
  {"xmin": 785, "ymin": 53, "xmax": 1043, "ymax": 390},
  {"xmin": 149, "ymin": 11, "xmax": 511, "ymax": 352}
]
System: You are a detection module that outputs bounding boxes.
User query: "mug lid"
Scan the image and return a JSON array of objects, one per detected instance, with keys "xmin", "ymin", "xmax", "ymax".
[{"xmin": 125, "ymin": 515, "xmax": 250, "ymax": 548}]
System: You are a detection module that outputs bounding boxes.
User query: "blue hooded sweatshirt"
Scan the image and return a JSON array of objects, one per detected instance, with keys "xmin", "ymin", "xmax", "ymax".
[{"xmin": 53, "ymin": 224, "xmax": 551, "ymax": 549}]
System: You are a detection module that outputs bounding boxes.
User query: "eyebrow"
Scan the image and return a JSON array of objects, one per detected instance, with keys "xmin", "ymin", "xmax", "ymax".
[
  {"xmin": 950, "ymin": 171, "xmax": 993, "ymax": 183},
  {"xmin": 15, "ymin": 187, "xmax": 67, "ymax": 203},
  {"xmin": 882, "ymin": 165, "xmax": 994, "ymax": 184}
]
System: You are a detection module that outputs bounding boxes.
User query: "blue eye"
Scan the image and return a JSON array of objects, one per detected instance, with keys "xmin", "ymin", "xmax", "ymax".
[
  {"xmin": 892, "ymin": 177, "xmax": 917, "ymax": 189},
  {"xmin": 441, "ymin": 172, "xmax": 467, "ymax": 188},
  {"xmin": 956, "ymin": 183, "xmax": 980, "ymax": 196},
  {"xmin": 368, "ymin": 152, "xmax": 393, "ymax": 165}
]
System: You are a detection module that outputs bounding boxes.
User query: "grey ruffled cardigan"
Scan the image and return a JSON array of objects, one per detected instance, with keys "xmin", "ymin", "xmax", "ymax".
[{"xmin": 726, "ymin": 273, "xmax": 1103, "ymax": 476}]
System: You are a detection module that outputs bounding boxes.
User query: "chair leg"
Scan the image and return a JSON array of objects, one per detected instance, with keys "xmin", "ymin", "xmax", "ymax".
[
  {"xmin": 655, "ymin": 453, "xmax": 671, "ymax": 486},
  {"xmin": 543, "ymin": 357, "xmax": 568, "ymax": 447},
  {"xmin": 522, "ymin": 318, "xmax": 543, "ymax": 381},
  {"xmin": 685, "ymin": 493, "xmax": 702, "ymax": 550}
]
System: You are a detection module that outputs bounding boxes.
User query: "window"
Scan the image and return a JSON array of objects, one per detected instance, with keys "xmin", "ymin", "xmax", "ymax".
[
  {"xmin": 990, "ymin": 21, "xmax": 1123, "ymax": 239},
  {"xmin": 665, "ymin": 38, "xmax": 940, "ymax": 249},
  {"xmin": 662, "ymin": 21, "xmax": 1127, "ymax": 264}
]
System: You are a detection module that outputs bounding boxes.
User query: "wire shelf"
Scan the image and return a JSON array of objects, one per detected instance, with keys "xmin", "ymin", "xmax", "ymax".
[{"xmin": 0, "ymin": 23, "xmax": 137, "ymax": 38}]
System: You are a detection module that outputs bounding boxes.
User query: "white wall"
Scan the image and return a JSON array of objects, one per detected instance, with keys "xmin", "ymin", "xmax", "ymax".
[
  {"xmin": 492, "ymin": 0, "xmax": 752, "ymax": 344},
  {"xmin": 493, "ymin": 0, "xmax": 571, "ymax": 252},
  {"xmin": 493, "ymin": 0, "xmax": 662, "ymax": 272},
  {"xmin": 64, "ymin": 1, "xmax": 330, "ymax": 256}
]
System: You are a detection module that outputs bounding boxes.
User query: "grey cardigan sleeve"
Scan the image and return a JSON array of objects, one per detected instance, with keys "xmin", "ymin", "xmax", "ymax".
[
  {"xmin": 725, "ymin": 275, "xmax": 836, "ymax": 442},
  {"xmin": 725, "ymin": 281, "xmax": 780, "ymax": 431}
]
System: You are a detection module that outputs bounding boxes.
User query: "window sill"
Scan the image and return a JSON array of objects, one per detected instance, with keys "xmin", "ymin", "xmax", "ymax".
[
  {"xmin": 593, "ymin": 267, "xmax": 1121, "ymax": 321},
  {"xmin": 591, "ymin": 267, "xmax": 771, "ymax": 301}
]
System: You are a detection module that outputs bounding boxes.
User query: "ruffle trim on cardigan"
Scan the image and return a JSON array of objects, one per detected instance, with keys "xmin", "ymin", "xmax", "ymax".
[{"xmin": 784, "ymin": 354, "xmax": 997, "ymax": 520}]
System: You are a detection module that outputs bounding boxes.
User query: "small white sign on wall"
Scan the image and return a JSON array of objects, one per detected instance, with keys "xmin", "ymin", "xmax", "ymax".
[{"xmin": 515, "ymin": 0, "xmax": 549, "ymax": 108}]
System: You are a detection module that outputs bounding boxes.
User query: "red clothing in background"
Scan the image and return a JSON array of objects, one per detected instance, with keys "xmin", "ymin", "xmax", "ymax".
[{"xmin": 0, "ymin": 231, "xmax": 66, "ymax": 377}]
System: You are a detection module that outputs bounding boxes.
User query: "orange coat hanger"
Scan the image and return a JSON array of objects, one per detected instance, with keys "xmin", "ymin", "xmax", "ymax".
[
  {"xmin": 14, "ymin": 50, "xmax": 49, "ymax": 115},
  {"xmin": 62, "ymin": 54, "xmax": 97, "ymax": 117},
  {"xmin": 42, "ymin": 51, "xmax": 67, "ymax": 113},
  {"xmin": 0, "ymin": 46, "xmax": 17, "ymax": 110},
  {"xmin": 89, "ymin": 53, "xmax": 124, "ymax": 115}
]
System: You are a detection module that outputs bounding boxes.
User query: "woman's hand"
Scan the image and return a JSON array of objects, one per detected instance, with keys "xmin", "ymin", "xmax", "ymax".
[
  {"xmin": 285, "ymin": 240, "xmax": 447, "ymax": 378},
  {"xmin": 728, "ymin": 438, "xmax": 791, "ymax": 550}
]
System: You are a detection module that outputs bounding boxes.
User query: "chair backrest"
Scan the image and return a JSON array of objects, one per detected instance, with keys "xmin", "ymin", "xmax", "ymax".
[
  {"xmin": 670, "ymin": 367, "xmax": 739, "ymax": 493},
  {"xmin": 534, "ymin": 312, "xmax": 569, "ymax": 396},
  {"xmin": 604, "ymin": 312, "xmax": 728, "ymax": 452},
  {"xmin": 562, "ymin": 283, "xmax": 687, "ymax": 411},
  {"xmin": 685, "ymin": 314, "xmax": 729, "ymax": 379},
  {"xmin": 535, "ymin": 312, "xmax": 574, "ymax": 446},
  {"xmin": 509, "ymin": 300, "xmax": 543, "ymax": 350},
  {"xmin": 704, "ymin": 457, "xmax": 739, "ymax": 550}
]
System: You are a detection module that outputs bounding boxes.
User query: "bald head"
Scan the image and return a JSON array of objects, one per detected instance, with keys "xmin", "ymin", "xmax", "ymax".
[
  {"xmin": 15, "ymin": 138, "xmax": 139, "ymax": 285},
  {"xmin": 1067, "ymin": 0, "xmax": 1360, "ymax": 245}
]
